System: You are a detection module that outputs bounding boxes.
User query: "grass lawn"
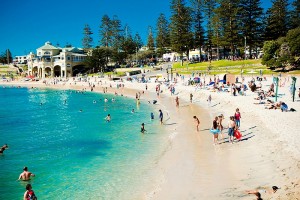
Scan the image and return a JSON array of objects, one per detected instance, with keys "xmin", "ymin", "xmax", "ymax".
[{"xmin": 171, "ymin": 59, "xmax": 300, "ymax": 75}]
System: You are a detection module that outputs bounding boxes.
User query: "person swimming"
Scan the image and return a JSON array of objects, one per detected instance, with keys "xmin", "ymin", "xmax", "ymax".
[
  {"xmin": 0, "ymin": 144, "xmax": 8, "ymax": 154},
  {"xmin": 105, "ymin": 114, "xmax": 111, "ymax": 122},
  {"xmin": 104, "ymin": 98, "xmax": 108, "ymax": 102},
  {"xmin": 131, "ymin": 109, "xmax": 135, "ymax": 113}
]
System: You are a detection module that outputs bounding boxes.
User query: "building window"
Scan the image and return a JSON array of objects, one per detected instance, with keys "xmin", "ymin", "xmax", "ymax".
[
  {"xmin": 67, "ymin": 64, "xmax": 71, "ymax": 67},
  {"xmin": 67, "ymin": 57, "xmax": 70, "ymax": 60}
]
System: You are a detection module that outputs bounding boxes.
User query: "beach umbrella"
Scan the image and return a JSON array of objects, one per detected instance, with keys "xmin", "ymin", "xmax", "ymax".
[{"xmin": 209, "ymin": 81, "xmax": 215, "ymax": 85}]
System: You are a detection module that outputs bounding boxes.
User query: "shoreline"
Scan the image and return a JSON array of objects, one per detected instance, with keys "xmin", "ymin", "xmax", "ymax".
[{"xmin": 1, "ymin": 74, "xmax": 300, "ymax": 199}]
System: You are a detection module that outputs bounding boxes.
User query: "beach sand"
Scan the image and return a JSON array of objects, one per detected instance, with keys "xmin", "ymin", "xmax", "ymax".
[{"xmin": 2, "ymin": 74, "xmax": 300, "ymax": 200}]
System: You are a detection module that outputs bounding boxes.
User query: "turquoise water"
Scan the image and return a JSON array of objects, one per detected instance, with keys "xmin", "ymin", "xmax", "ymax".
[{"xmin": 0, "ymin": 86, "xmax": 167, "ymax": 199}]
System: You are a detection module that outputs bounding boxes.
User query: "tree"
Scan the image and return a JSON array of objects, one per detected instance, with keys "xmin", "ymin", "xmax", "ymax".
[
  {"xmin": 216, "ymin": 0, "xmax": 240, "ymax": 59},
  {"xmin": 134, "ymin": 33, "xmax": 143, "ymax": 50},
  {"xmin": 265, "ymin": 0, "xmax": 289, "ymax": 41},
  {"xmin": 290, "ymin": 0, "xmax": 300, "ymax": 29},
  {"xmin": 211, "ymin": 15, "xmax": 223, "ymax": 60},
  {"xmin": 99, "ymin": 15, "xmax": 112, "ymax": 47},
  {"xmin": 262, "ymin": 40, "xmax": 280, "ymax": 67},
  {"xmin": 110, "ymin": 15, "xmax": 123, "ymax": 50},
  {"xmin": 169, "ymin": 0, "xmax": 193, "ymax": 60},
  {"xmin": 286, "ymin": 27, "xmax": 300, "ymax": 56},
  {"xmin": 156, "ymin": 13, "xmax": 170, "ymax": 56},
  {"xmin": 85, "ymin": 47, "xmax": 112, "ymax": 72},
  {"xmin": 237, "ymin": 0, "xmax": 264, "ymax": 58},
  {"xmin": 203, "ymin": 0, "xmax": 217, "ymax": 59},
  {"xmin": 190, "ymin": 0, "xmax": 205, "ymax": 60},
  {"xmin": 82, "ymin": 24, "xmax": 93, "ymax": 50},
  {"xmin": 147, "ymin": 26, "xmax": 155, "ymax": 51}
]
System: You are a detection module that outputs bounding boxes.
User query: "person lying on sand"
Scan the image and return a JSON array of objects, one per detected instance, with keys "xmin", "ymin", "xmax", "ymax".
[
  {"xmin": 265, "ymin": 101, "xmax": 281, "ymax": 109},
  {"xmin": 246, "ymin": 186, "xmax": 279, "ymax": 200}
]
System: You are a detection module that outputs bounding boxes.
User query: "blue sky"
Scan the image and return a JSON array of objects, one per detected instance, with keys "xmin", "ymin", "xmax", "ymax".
[{"xmin": 0, "ymin": 0, "xmax": 276, "ymax": 56}]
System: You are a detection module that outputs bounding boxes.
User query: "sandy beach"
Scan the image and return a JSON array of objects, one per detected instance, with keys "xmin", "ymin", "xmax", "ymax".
[{"xmin": 1, "ymin": 72, "xmax": 300, "ymax": 200}]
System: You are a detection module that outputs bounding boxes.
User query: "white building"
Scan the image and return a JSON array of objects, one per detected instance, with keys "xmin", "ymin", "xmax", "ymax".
[
  {"xmin": 27, "ymin": 41, "xmax": 87, "ymax": 78},
  {"xmin": 13, "ymin": 55, "xmax": 28, "ymax": 64}
]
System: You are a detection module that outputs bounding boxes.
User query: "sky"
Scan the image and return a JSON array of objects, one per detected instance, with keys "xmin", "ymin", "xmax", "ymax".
[{"xmin": 0, "ymin": 0, "xmax": 278, "ymax": 57}]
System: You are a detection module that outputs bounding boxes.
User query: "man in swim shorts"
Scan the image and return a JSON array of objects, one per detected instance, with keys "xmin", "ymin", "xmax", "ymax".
[
  {"xmin": 18, "ymin": 167, "xmax": 35, "ymax": 181},
  {"xmin": 228, "ymin": 116, "xmax": 236, "ymax": 144}
]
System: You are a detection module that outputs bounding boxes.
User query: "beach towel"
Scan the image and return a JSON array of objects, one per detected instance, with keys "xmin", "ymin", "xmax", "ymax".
[{"xmin": 234, "ymin": 130, "xmax": 242, "ymax": 140}]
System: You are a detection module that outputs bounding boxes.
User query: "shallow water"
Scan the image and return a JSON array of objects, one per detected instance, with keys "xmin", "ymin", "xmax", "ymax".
[{"xmin": 0, "ymin": 86, "xmax": 168, "ymax": 199}]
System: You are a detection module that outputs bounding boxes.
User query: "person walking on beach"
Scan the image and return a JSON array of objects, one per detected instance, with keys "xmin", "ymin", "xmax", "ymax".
[
  {"xmin": 190, "ymin": 93, "xmax": 193, "ymax": 103},
  {"xmin": 218, "ymin": 115, "xmax": 224, "ymax": 140},
  {"xmin": 234, "ymin": 108, "xmax": 241, "ymax": 128},
  {"xmin": 175, "ymin": 96, "xmax": 179, "ymax": 107},
  {"xmin": 18, "ymin": 167, "xmax": 35, "ymax": 181},
  {"xmin": 228, "ymin": 116, "xmax": 236, "ymax": 144},
  {"xmin": 159, "ymin": 109, "xmax": 163, "ymax": 125},
  {"xmin": 193, "ymin": 116, "xmax": 200, "ymax": 132},
  {"xmin": 24, "ymin": 184, "xmax": 37, "ymax": 200},
  {"xmin": 207, "ymin": 94, "xmax": 212, "ymax": 106},
  {"xmin": 210, "ymin": 116, "xmax": 220, "ymax": 145}
]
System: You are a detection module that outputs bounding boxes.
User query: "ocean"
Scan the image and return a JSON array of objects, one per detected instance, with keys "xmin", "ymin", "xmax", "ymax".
[{"xmin": 0, "ymin": 86, "xmax": 168, "ymax": 199}]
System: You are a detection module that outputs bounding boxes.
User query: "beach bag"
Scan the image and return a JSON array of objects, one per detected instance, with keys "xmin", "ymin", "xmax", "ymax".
[{"xmin": 234, "ymin": 130, "xmax": 242, "ymax": 140}]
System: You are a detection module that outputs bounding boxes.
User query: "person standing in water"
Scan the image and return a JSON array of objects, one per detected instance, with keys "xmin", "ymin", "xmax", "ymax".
[
  {"xmin": 159, "ymin": 109, "xmax": 163, "ymax": 125},
  {"xmin": 141, "ymin": 123, "xmax": 146, "ymax": 133},
  {"xmin": 18, "ymin": 167, "xmax": 35, "ymax": 181},
  {"xmin": 105, "ymin": 114, "xmax": 111, "ymax": 122},
  {"xmin": 24, "ymin": 184, "xmax": 37, "ymax": 200}
]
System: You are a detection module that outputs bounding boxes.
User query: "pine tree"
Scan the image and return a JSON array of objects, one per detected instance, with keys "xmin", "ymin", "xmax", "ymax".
[
  {"xmin": 169, "ymin": 0, "xmax": 193, "ymax": 59},
  {"xmin": 290, "ymin": 0, "xmax": 300, "ymax": 29},
  {"xmin": 190, "ymin": 0, "xmax": 205, "ymax": 60},
  {"xmin": 111, "ymin": 15, "xmax": 123, "ymax": 50},
  {"xmin": 147, "ymin": 26, "xmax": 155, "ymax": 51},
  {"xmin": 99, "ymin": 15, "xmax": 112, "ymax": 47},
  {"xmin": 216, "ymin": 0, "xmax": 240, "ymax": 59},
  {"xmin": 265, "ymin": 0, "xmax": 289, "ymax": 41},
  {"xmin": 203, "ymin": 0, "xmax": 217, "ymax": 59},
  {"xmin": 211, "ymin": 15, "xmax": 223, "ymax": 60},
  {"xmin": 156, "ymin": 13, "xmax": 170, "ymax": 56},
  {"xmin": 134, "ymin": 33, "xmax": 143, "ymax": 49},
  {"xmin": 238, "ymin": 0, "xmax": 264, "ymax": 58},
  {"xmin": 82, "ymin": 24, "xmax": 93, "ymax": 50}
]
